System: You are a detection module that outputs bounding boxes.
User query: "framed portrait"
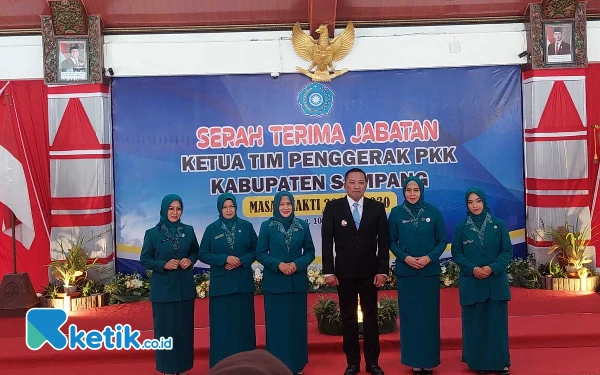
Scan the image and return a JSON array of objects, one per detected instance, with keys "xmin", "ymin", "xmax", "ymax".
[
  {"xmin": 57, "ymin": 39, "xmax": 89, "ymax": 83},
  {"xmin": 543, "ymin": 21, "xmax": 575, "ymax": 66}
]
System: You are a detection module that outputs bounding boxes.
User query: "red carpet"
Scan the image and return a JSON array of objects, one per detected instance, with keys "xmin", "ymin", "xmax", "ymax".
[{"xmin": 1, "ymin": 288, "xmax": 599, "ymax": 374}]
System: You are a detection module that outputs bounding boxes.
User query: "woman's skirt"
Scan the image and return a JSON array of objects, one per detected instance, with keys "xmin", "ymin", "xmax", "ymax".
[
  {"xmin": 152, "ymin": 299, "xmax": 195, "ymax": 374},
  {"xmin": 264, "ymin": 291, "xmax": 308, "ymax": 373},
  {"xmin": 397, "ymin": 275, "xmax": 441, "ymax": 369},
  {"xmin": 462, "ymin": 299, "xmax": 510, "ymax": 371},
  {"xmin": 209, "ymin": 292, "xmax": 257, "ymax": 367}
]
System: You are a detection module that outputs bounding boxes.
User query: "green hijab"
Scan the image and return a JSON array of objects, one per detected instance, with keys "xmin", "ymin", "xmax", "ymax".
[
  {"xmin": 402, "ymin": 176, "xmax": 426, "ymax": 214},
  {"xmin": 271, "ymin": 191, "xmax": 295, "ymax": 230},
  {"xmin": 465, "ymin": 187, "xmax": 490, "ymax": 226},
  {"xmin": 159, "ymin": 194, "xmax": 183, "ymax": 231},
  {"xmin": 217, "ymin": 193, "xmax": 238, "ymax": 229}
]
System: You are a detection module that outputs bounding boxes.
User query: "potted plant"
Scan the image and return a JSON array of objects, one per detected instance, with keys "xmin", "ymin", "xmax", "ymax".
[
  {"xmin": 48, "ymin": 234, "xmax": 99, "ymax": 295},
  {"xmin": 313, "ymin": 295, "xmax": 398, "ymax": 336},
  {"xmin": 547, "ymin": 220, "xmax": 593, "ymax": 278}
]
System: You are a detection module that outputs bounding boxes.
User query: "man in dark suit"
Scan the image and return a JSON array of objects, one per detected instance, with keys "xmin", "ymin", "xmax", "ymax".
[
  {"xmin": 60, "ymin": 44, "xmax": 86, "ymax": 71},
  {"xmin": 322, "ymin": 168, "xmax": 389, "ymax": 375},
  {"xmin": 547, "ymin": 27, "xmax": 571, "ymax": 55}
]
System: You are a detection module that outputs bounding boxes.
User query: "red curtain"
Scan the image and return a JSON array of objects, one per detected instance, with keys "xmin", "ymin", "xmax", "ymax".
[
  {"xmin": 0, "ymin": 80, "xmax": 50, "ymax": 291},
  {"xmin": 586, "ymin": 64, "xmax": 600, "ymax": 265}
]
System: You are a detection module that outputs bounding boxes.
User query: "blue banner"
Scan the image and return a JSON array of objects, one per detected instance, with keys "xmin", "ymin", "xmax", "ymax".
[{"xmin": 113, "ymin": 66, "xmax": 525, "ymax": 273}]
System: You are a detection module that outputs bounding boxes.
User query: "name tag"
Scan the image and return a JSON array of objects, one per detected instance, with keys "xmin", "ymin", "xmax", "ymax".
[
  {"xmin": 463, "ymin": 239, "xmax": 473, "ymax": 245},
  {"xmin": 215, "ymin": 234, "xmax": 224, "ymax": 240},
  {"xmin": 401, "ymin": 219, "xmax": 412, "ymax": 224}
]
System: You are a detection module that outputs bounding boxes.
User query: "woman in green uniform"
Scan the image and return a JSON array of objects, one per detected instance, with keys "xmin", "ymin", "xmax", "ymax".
[
  {"xmin": 199, "ymin": 193, "xmax": 258, "ymax": 368},
  {"xmin": 140, "ymin": 194, "xmax": 199, "ymax": 375},
  {"xmin": 451, "ymin": 188, "xmax": 512, "ymax": 375},
  {"xmin": 388, "ymin": 176, "xmax": 447, "ymax": 375},
  {"xmin": 255, "ymin": 191, "xmax": 316, "ymax": 375}
]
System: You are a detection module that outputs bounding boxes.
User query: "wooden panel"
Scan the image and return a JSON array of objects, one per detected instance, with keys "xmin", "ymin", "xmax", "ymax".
[{"xmin": 0, "ymin": 1, "xmax": 599, "ymax": 32}]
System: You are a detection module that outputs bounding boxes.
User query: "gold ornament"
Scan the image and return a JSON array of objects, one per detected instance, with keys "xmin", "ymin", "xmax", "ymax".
[{"xmin": 291, "ymin": 22, "xmax": 355, "ymax": 82}]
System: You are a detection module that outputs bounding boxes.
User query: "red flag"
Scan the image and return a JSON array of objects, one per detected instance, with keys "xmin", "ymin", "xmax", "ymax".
[{"xmin": 0, "ymin": 83, "xmax": 35, "ymax": 249}]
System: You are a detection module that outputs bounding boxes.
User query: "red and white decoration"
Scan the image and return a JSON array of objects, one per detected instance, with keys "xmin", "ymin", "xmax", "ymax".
[
  {"xmin": 523, "ymin": 69, "xmax": 595, "ymax": 265},
  {"xmin": 48, "ymin": 84, "xmax": 115, "ymax": 272}
]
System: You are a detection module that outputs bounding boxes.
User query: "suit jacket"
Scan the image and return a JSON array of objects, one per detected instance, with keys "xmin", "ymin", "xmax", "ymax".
[
  {"xmin": 140, "ymin": 223, "xmax": 199, "ymax": 303},
  {"xmin": 255, "ymin": 219, "xmax": 315, "ymax": 293},
  {"xmin": 547, "ymin": 41, "xmax": 571, "ymax": 55},
  {"xmin": 321, "ymin": 197, "xmax": 389, "ymax": 279},
  {"xmin": 198, "ymin": 218, "xmax": 257, "ymax": 297},
  {"xmin": 388, "ymin": 203, "xmax": 447, "ymax": 277},
  {"xmin": 451, "ymin": 216, "xmax": 513, "ymax": 306},
  {"xmin": 60, "ymin": 58, "xmax": 86, "ymax": 71}
]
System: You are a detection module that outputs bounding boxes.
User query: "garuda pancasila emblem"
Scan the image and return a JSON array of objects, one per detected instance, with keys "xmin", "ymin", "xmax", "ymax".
[{"xmin": 291, "ymin": 21, "xmax": 355, "ymax": 82}]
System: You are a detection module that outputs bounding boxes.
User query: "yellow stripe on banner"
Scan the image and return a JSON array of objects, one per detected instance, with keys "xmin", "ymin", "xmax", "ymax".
[
  {"xmin": 117, "ymin": 243, "xmax": 142, "ymax": 255},
  {"xmin": 241, "ymin": 192, "xmax": 397, "ymax": 218},
  {"xmin": 116, "ymin": 229, "xmax": 526, "ymax": 260}
]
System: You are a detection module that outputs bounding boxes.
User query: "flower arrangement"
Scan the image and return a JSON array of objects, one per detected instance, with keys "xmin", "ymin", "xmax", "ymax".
[
  {"xmin": 440, "ymin": 259, "xmax": 460, "ymax": 288},
  {"xmin": 506, "ymin": 254, "xmax": 540, "ymax": 289},
  {"xmin": 253, "ymin": 267, "xmax": 263, "ymax": 295},
  {"xmin": 195, "ymin": 271, "xmax": 210, "ymax": 298},
  {"xmin": 104, "ymin": 271, "xmax": 151, "ymax": 303},
  {"xmin": 382, "ymin": 261, "xmax": 397, "ymax": 290},
  {"xmin": 307, "ymin": 267, "xmax": 326, "ymax": 290}
]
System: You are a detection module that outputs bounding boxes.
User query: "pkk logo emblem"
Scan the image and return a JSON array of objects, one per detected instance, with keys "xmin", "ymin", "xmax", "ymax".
[{"xmin": 298, "ymin": 83, "xmax": 334, "ymax": 117}]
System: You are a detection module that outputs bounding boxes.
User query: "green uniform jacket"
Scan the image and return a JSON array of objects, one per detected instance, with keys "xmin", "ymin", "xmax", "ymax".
[
  {"xmin": 389, "ymin": 204, "xmax": 447, "ymax": 276},
  {"xmin": 140, "ymin": 224, "xmax": 199, "ymax": 303},
  {"xmin": 198, "ymin": 218, "xmax": 258, "ymax": 297},
  {"xmin": 451, "ymin": 217, "xmax": 513, "ymax": 306},
  {"xmin": 256, "ymin": 219, "xmax": 316, "ymax": 293}
]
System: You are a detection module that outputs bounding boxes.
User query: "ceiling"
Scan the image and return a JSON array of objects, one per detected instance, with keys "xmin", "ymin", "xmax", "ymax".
[{"xmin": 1, "ymin": 0, "xmax": 599, "ymax": 34}]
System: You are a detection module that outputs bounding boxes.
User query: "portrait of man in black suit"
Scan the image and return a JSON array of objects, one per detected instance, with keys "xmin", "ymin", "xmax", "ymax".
[
  {"xmin": 322, "ymin": 168, "xmax": 389, "ymax": 375},
  {"xmin": 547, "ymin": 26, "xmax": 571, "ymax": 56},
  {"xmin": 60, "ymin": 44, "xmax": 87, "ymax": 71}
]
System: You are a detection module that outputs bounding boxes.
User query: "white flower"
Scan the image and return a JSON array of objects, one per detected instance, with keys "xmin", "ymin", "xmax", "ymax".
[
  {"xmin": 308, "ymin": 270, "xmax": 315, "ymax": 277},
  {"xmin": 441, "ymin": 266, "xmax": 447, "ymax": 274},
  {"xmin": 444, "ymin": 278, "xmax": 452, "ymax": 286},
  {"xmin": 309, "ymin": 277, "xmax": 315, "ymax": 282},
  {"xmin": 200, "ymin": 291, "xmax": 206, "ymax": 298},
  {"xmin": 316, "ymin": 277, "xmax": 324, "ymax": 285}
]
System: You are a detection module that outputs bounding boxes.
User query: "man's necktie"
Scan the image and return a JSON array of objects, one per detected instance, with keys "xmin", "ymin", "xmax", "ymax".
[
  {"xmin": 555, "ymin": 43, "xmax": 558, "ymax": 54},
  {"xmin": 352, "ymin": 202, "xmax": 360, "ymax": 229}
]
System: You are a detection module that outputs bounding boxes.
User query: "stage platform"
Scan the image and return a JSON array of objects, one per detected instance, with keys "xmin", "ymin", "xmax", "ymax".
[{"xmin": 1, "ymin": 288, "xmax": 599, "ymax": 374}]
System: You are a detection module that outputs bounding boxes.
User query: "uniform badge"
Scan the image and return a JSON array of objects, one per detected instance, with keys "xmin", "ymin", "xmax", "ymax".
[
  {"xmin": 426, "ymin": 218, "xmax": 431, "ymax": 222},
  {"xmin": 341, "ymin": 220, "xmax": 347, "ymax": 227}
]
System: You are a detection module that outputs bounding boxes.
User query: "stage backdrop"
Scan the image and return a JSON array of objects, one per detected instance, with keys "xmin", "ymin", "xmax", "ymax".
[{"xmin": 113, "ymin": 66, "xmax": 525, "ymax": 273}]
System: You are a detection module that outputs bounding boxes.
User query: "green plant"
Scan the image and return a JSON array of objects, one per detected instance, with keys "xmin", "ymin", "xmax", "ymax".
[
  {"xmin": 376, "ymin": 297, "xmax": 399, "ymax": 323},
  {"xmin": 103, "ymin": 276, "xmax": 123, "ymax": 295},
  {"xmin": 48, "ymin": 234, "xmax": 100, "ymax": 287},
  {"xmin": 538, "ymin": 261, "xmax": 567, "ymax": 278},
  {"xmin": 507, "ymin": 254, "xmax": 540, "ymax": 289},
  {"xmin": 547, "ymin": 219, "xmax": 594, "ymax": 271},
  {"xmin": 313, "ymin": 296, "xmax": 342, "ymax": 324},
  {"xmin": 42, "ymin": 283, "xmax": 60, "ymax": 299},
  {"xmin": 79, "ymin": 279, "xmax": 104, "ymax": 297},
  {"xmin": 312, "ymin": 295, "xmax": 399, "ymax": 335}
]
